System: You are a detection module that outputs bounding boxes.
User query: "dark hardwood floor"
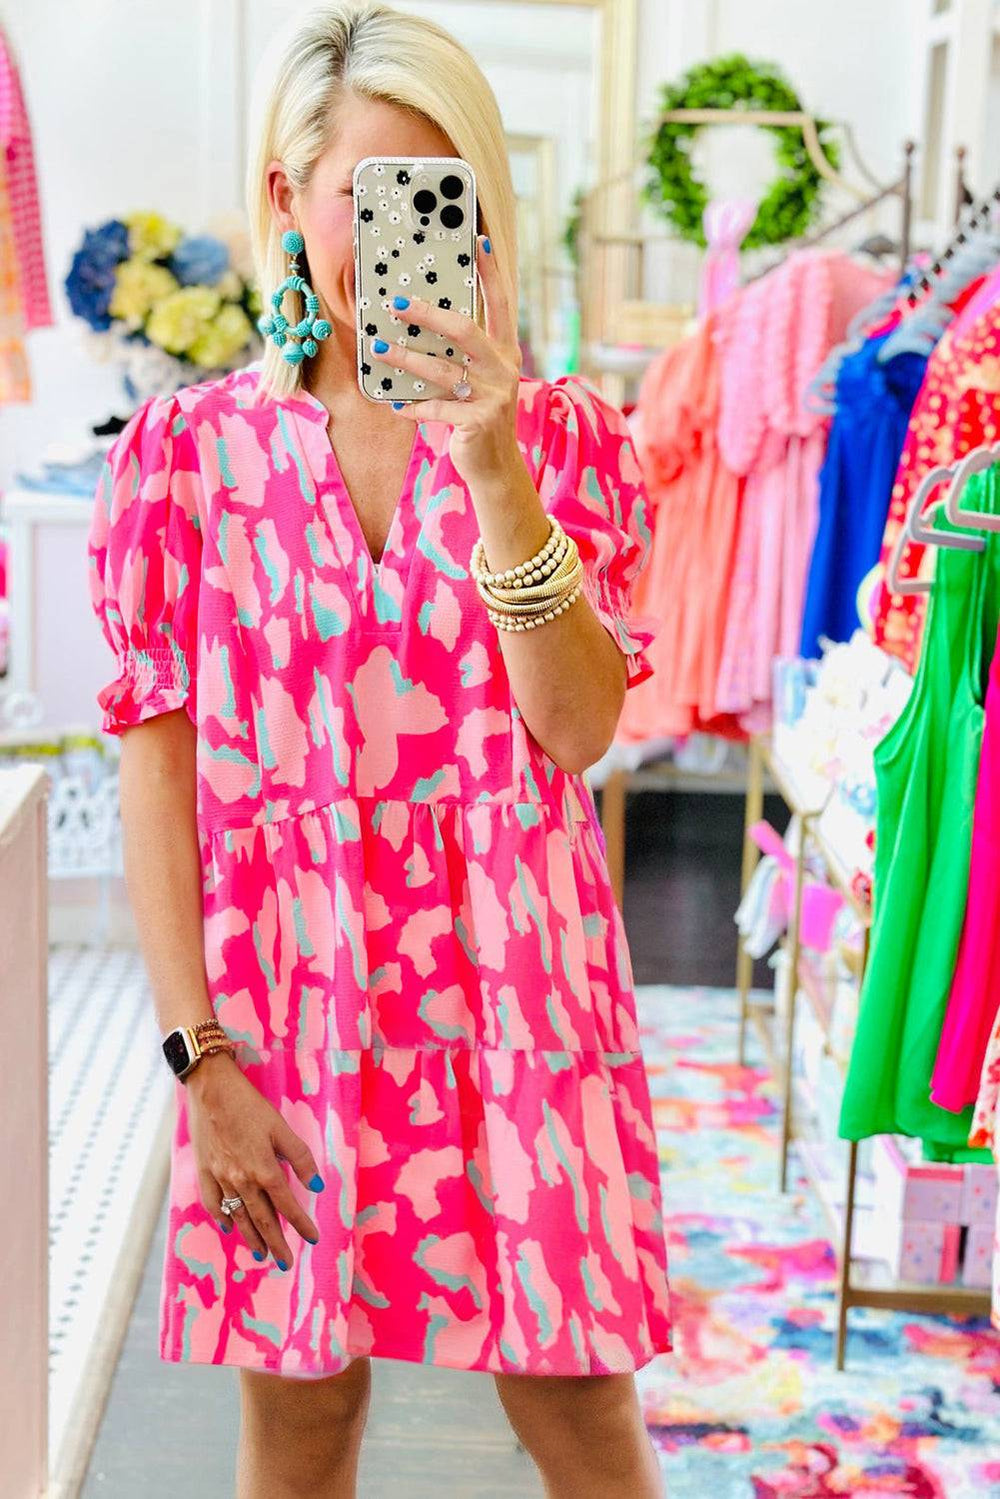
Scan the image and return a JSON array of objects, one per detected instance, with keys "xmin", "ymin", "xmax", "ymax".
[{"xmin": 598, "ymin": 788, "xmax": 790, "ymax": 989}]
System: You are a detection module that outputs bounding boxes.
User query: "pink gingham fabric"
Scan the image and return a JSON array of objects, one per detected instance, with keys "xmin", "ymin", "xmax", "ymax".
[{"xmin": 0, "ymin": 23, "xmax": 52, "ymax": 332}]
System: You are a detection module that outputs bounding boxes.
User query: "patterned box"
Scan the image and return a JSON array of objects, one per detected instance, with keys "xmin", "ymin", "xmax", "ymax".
[
  {"xmin": 895, "ymin": 1220, "xmax": 961, "ymax": 1285},
  {"xmin": 872, "ymin": 1134, "xmax": 965, "ymax": 1223},
  {"xmin": 960, "ymin": 1163, "xmax": 998, "ymax": 1227},
  {"xmin": 961, "ymin": 1224, "xmax": 995, "ymax": 1289}
]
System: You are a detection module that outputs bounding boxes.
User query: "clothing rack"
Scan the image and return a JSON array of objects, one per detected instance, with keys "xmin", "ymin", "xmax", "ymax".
[
  {"xmin": 904, "ymin": 171, "xmax": 1000, "ymax": 307},
  {"xmin": 577, "ymin": 119, "xmax": 918, "ymax": 402},
  {"xmin": 745, "ymin": 138, "xmax": 916, "ymax": 284},
  {"xmin": 595, "ymin": 142, "xmax": 982, "ymax": 913},
  {"xmin": 590, "ymin": 137, "xmax": 996, "ymax": 1365},
  {"xmin": 647, "ymin": 107, "xmax": 879, "ymax": 202},
  {"xmin": 733, "ymin": 734, "xmax": 992, "ymax": 1370}
]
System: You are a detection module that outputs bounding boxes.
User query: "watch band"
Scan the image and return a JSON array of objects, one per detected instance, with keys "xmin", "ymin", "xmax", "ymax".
[{"xmin": 162, "ymin": 1019, "xmax": 235, "ymax": 1079}]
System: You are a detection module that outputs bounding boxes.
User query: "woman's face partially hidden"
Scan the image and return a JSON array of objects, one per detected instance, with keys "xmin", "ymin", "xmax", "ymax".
[{"xmin": 268, "ymin": 93, "xmax": 458, "ymax": 335}]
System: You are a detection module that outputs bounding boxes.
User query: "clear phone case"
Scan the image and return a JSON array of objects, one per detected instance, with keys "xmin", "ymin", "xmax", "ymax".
[{"xmin": 353, "ymin": 155, "xmax": 478, "ymax": 403}]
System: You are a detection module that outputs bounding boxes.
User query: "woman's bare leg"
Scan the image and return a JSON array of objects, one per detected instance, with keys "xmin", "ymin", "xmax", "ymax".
[
  {"xmin": 494, "ymin": 1370, "xmax": 663, "ymax": 1498},
  {"xmin": 236, "ymin": 1357, "xmax": 372, "ymax": 1499}
]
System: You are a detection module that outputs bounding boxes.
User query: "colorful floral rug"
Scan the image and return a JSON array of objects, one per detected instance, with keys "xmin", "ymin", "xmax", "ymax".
[{"xmin": 634, "ymin": 986, "xmax": 1000, "ymax": 1498}]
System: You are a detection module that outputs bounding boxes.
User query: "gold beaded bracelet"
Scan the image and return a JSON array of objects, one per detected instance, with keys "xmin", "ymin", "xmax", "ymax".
[
  {"xmin": 479, "ymin": 542, "xmax": 581, "ymax": 602},
  {"xmin": 478, "ymin": 554, "xmax": 583, "ymax": 625},
  {"xmin": 191, "ymin": 1018, "xmax": 236, "ymax": 1059},
  {"xmin": 475, "ymin": 533, "xmax": 576, "ymax": 602},
  {"xmin": 470, "ymin": 512, "xmax": 567, "ymax": 587},
  {"xmin": 471, "ymin": 514, "xmax": 584, "ymax": 631},
  {"xmin": 488, "ymin": 584, "xmax": 585, "ymax": 631}
]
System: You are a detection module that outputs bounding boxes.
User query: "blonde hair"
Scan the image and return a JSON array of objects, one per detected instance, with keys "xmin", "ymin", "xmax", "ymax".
[{"xmin": 246, "ymin": 0, "xmax": 518, "ymax": 402}]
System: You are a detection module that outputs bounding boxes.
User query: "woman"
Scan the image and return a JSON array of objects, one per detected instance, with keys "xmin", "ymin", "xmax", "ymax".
[{"xmin": 87, "ymin": 4, "xmax": 671, "ymax": 1494}]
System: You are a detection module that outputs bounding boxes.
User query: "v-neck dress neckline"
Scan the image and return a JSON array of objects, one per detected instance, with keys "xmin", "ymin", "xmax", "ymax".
[{"xmin": 283, "ymin": 384, "xmax": 430, "ymax": 633}]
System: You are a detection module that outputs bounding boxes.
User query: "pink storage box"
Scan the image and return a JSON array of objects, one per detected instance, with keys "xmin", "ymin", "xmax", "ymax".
[
  {"xmin": 862, "ymin": 1200, "xmax": 962, "ymax": 1284},
  {"xmin": 962, "ymin": 1224, "xmax": 995, "ymax": 1289},
  {"xmin": 960, "ymin": 1163, "xmax": 998, "ymax": 1227},
  {"xmin": 872, "ymin": 1135, "xmax": 964, "ymax": 1223},
  {"xmin": 896, "ymin": 1220, "xmax": 961, "ymax": 1284}
]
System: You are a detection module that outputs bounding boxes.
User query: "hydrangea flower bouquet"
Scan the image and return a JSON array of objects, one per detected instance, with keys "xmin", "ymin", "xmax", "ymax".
[{"xmin": 65, "ymin": 210, "xmax": 263, "ymax": 407}]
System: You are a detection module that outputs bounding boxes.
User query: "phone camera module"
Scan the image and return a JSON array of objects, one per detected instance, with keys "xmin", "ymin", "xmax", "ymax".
[
  {"xmin": 440, "ymin": 204, "xmax": 464, "ymax": 229},
  {"xmin": 439, "ymin": 174, "xmax": 465, "ymax": 200}
]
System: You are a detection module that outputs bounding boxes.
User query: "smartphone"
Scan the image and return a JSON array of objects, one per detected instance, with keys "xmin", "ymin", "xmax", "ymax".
[{"xmin": 352, "ymin": 155, "xmax": 478, "ymax": 404}]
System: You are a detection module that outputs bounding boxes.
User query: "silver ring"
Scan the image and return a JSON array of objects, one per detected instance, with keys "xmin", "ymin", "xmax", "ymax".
[
  {"xmin": 452, "ymin": 377, "xmax": 473, "ymax": 401},
  {"xmin": 219, "ymin": 1195, "xmax": 244, "ymax": 1215}
]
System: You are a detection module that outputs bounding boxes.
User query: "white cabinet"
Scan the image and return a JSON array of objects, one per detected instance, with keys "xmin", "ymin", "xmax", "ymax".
[{"xmin": 2, "ymin": 489, "xmax": 109, "ymax": 733}]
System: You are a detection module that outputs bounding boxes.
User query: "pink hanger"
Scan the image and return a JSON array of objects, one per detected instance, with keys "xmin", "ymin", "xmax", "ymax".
[{"xmin": 750, "ymin": 820, "xmax": 844, "ymax": 951}]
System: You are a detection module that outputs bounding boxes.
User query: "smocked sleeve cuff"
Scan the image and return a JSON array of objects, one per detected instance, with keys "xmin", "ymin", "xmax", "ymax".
[{"xmin": 97, "ymin": 645, "xmax": 195, "ymax": 735}]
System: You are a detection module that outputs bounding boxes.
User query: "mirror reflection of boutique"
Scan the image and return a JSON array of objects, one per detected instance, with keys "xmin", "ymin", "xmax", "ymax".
[{"xmin": 3, "ymin": 3, "xmax": 1000, "ymax": 1497}]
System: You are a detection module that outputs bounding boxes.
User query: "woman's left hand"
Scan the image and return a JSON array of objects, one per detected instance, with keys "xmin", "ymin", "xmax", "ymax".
[{"xmin": 374, "ymin": 234, "xmax": 522, "ymax": 486}]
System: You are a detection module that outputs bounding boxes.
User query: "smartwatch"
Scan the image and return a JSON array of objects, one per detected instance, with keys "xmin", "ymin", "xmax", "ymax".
[{"xmin": 162, "ymin": 1023, "xmax": 231, "ymax": 1080}]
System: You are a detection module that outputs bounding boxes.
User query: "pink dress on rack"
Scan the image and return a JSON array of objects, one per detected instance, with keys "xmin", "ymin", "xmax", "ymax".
[
  {"xmin": 617, "ymin": 314, "xmax": 744, "ymax": 742},
  {"xmin": 713, "ymin": 250, "xmax": 892, "ymax": 726},
  {"xmin": 931, "ymin": 614, "xmax": 1000, "ymax": 1111},
  {"xmin": 87, "ymin": 363, "xmax": 672, "ymax": 1378}
]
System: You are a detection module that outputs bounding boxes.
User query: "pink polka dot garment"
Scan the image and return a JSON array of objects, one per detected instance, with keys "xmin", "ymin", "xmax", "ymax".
[{"xmin": 87, "ymin": 362, "xmax": 672, "ymax": 1377}]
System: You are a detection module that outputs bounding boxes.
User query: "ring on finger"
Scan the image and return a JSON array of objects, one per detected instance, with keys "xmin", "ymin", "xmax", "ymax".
[{"xmin": 220, "ymin": 1193, "xmax": 245, "ymax": 1215}]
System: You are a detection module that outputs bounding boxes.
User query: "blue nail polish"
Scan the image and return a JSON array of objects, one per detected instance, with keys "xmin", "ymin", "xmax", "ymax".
[
  {"xmin": 276, "ymin": 1258, "xmax": 289, "ymax": 1272},
  {"xmin": 392, "ymin": 401, "xmax": 404, "ymax": 410},
  {"xmin": 483, "ymin": 237, "xmax": 491, "ymax": 254},
  {"xmin": 372, "ymin": 338, "xmax": 389, "ymax": 353},
  {"xmin": 217, "ymin": 1219, "xmax": 232, "ymax": 1234},
  {"xmin": 392, "ymin": 295, "xmax": 410, "ymax": 309},
  {"xmin": 309, "ymin": 1173, "xmax": 325, "ymax": 1191},
  {"xmin": 252, "ymin": 1249, "xmax": 265, "ymax": 1261},
  {"xmin": 305, "ymin": 1235, "xmax": 319, "ymax": 1245}
]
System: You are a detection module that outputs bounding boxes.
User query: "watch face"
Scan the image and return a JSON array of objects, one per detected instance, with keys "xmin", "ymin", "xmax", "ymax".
[{"xmin": 163, "ymin": 1029, "xmax": 193, "ymax": 1075}]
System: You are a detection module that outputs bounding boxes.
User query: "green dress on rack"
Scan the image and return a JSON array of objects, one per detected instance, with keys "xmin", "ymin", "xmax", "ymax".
[{"xmin": 838, "ymin": 469, "xmax": 1000, "ymax": 1160}]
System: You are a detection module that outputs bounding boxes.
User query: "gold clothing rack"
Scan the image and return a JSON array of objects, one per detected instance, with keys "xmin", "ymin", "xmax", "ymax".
[{"xmin": 735, "ymin": 734, "xmax": 992, "ymax": 1370}]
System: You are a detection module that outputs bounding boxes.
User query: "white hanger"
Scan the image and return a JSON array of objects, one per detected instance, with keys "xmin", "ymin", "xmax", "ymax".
[
  {"xmin": 944, "ymin": 442, "xmax": 1000, "ymax": 532},
  {"xmin": 886, "ymin": 465, "xmax": 986, "ymax": 597}
]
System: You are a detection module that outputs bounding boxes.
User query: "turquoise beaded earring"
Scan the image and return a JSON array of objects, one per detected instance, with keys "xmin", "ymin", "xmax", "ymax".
[{"xmin": 257, "ymin": 229, "xmax": 332, "ymax": 365}]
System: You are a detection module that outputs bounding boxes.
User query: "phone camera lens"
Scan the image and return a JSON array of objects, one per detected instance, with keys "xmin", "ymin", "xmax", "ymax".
[
  {"xmin": 420, "ymin": 216, "xmax": 430, "ymax": 226},
  {"xmin": 413, "ymin": 189, "xmax": 437, "ymax": 214},
  {"xmin": 439, "ymin": 174, "xmax": 464, "ymax": 200},
  {"xmin": 440, "ymin": 204, "xmax": 464, "ymax": 229}
]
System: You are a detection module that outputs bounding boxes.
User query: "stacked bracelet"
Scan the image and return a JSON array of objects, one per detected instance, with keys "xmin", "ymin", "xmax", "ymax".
[
  {"xmin": 192, "ymin": 1017, "xmax": 236, "ymax": 1060},
  {"xmin": 471, "ymin": 514, "xmax": 584, "ymax": 632}
]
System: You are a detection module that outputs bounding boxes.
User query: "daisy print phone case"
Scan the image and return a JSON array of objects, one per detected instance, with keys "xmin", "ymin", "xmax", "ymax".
[{"xmin": 353, "ymin": 155, "xmax": 478, "ymax": 403}]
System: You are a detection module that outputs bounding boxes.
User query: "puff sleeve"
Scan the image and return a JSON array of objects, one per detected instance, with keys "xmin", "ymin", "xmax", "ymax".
[
  {"xmin": 530, "ymin": 374, "xmax": 660, "ymax": 689},
  {"xmin": 87, "ymin": 392, "xmax": 203, "ymax": 735}
]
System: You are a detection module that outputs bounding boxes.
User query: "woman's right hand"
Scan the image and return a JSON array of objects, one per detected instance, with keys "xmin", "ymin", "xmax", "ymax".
[{"xmin": 185, "ymin": 1053, "xmax": 323, "ymax": 1266}]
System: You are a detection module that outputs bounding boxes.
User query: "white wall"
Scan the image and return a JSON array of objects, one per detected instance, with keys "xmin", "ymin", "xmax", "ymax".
[
  {"xmin": 0, "ymin": 0, "xmax": 937, "ymax": 488},
  {"xmin": 638, "ymin": 0, "xmax": 916, "ymax": 183},
  {"xmin": 634, "ymin": 0, "xmax": 921, "ymax": 304},
  {"xmin": 0, "ymin": 0, "xmax": 208, "ymax": 483}
]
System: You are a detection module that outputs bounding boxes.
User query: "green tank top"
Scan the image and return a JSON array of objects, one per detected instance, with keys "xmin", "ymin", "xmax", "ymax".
[{"xmin": 839, "ymin": 467, "xmax": 1000, "ymax": 1160}]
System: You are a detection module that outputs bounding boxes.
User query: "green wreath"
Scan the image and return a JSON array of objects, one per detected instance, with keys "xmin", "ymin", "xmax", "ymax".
[{"xmin": 641, "ymin": 55, "xmax": 841, "ymax": 251}]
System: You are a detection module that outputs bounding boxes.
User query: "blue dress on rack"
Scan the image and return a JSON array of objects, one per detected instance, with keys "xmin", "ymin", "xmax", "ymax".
[{"xmin": 799, "ymin": 332, "xmax": 929, "ymax": 657}]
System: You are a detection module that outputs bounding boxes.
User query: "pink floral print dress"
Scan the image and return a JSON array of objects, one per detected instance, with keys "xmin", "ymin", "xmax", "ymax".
[{"xmin": 87, "ymin": 361, "xmax": 672, "ymax": 1378}]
